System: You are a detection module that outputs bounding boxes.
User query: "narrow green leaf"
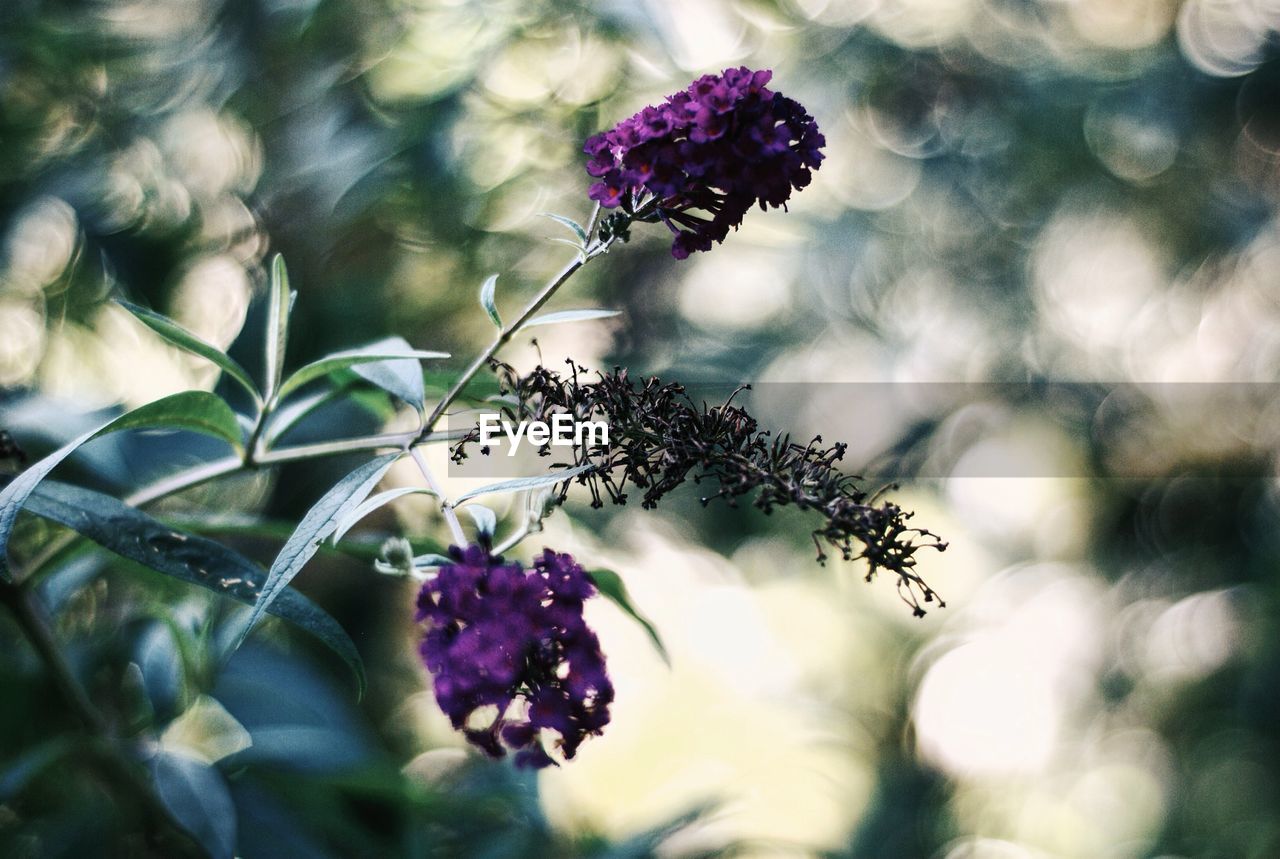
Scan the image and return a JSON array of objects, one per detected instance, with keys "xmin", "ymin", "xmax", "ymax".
[
  {"xmin": 348, "ymin": 336, "xmax": 429, "ymax": 412},
  {"xmin": 106, "ymin": 391, "xmax": 244, "ymax": 454},
  {"xmin": 479, "ymin": 273, "xmax": 501, "ymax": 329},
  {"xmin": 265, "ymin": 254, "xmax": 294, "ymax": 399},
  {"xmin": 460, "ymin": 504, "xmax": 496, "ymax": 537},
  {"xmin": 0, "ymin": 392, "xmax": 245, "ymax": 582},
  {"xmin": 117, "ymin": 301, "xmax": 259, "ymax": 401},
  {"xmin": 235, "ymin": 453, "xmax": 401, "ymax": 650},
  {"xmin": 23, "ymin": 480, "xmax": 368, "ymax": 696},
  {"xmin": 452, "ymin": 463, "xmax": 594, "ymax": 504},
  {"xmin": 524, "ymin": 309, "xmax": 622, "ymax": 329},
  {"xmin": 331, "ymin": 486, "xmax": 437, "ymax": 545},
  {"xmin": 276, "ymin": 346, "xmax": 449, "ymax": 400},
  {"xmin": 149, "ymin": 751, "xmax": 237, "ymax": 859},
  {"xmin": 538, "ymin": 212, "xmax": 588, "ymax": 244},
  {"xmin": 587, "ymin": 568, "xmax": 670, "ymax": 666}
]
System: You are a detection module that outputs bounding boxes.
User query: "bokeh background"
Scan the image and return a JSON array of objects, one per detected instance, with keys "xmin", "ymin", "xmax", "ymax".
[{"xmin": 3, "ymin": 0, "xmax": 1280, "ymax": 857}]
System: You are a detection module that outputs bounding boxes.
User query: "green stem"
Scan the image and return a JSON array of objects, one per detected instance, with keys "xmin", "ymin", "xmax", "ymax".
[
  {"xmin": 243, "ymin": 399, "xmax": 273, "ymax": 467},
  {"xmin": 491, "ymin": 516, "xmax": 535, "ymax": 556},
  {"xmin": 410, "ymin": 447, "xmax": 465, "ymax": 546}
]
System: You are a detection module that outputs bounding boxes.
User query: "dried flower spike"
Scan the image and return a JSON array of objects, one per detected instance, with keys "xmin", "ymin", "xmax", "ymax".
[
  {"xmin": 454, "ymin": 362, "xmax": 947, "ymax": 617},
  {"xmin": 585, "ymin": 66, "xmax": 825, "ymax": 258}
]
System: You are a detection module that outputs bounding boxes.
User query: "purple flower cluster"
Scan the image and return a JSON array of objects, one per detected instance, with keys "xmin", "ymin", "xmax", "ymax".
[
  {"xmin": 585, "ymin": 66, "xmax": 825, "ymax": 259},
  {"xmin": 416, "ymin": 544, "xmax": 613, "ymax": 768}
]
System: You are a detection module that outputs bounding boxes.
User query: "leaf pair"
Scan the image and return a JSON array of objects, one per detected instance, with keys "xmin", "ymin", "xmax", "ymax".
[
  {"xmin": 121, "ymin": 256, "xmax": 448, "ymax": 414},
  {"xmin": 477, "ymin": 268, "xmax": 619, "ymax": 332},
  {"xmin": 539, "ymin": 211, "xmax": 591, "ymax": 262}
]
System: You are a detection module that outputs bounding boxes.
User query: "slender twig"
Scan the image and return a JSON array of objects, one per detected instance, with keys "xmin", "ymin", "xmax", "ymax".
[
  {"xmin": 125, "ymin": 456, "xmax": 244, "ymax": 508},
  {"xmin": 243, "ymin": 404, "xmax": 271, "ymax": 467},
  {"xmin": 417, "ymin": 256, "xmax": 584, "ymax": 438},
  {"xmin": 409, "ymin": 446, "xmax": 465, "ymax": 546}
]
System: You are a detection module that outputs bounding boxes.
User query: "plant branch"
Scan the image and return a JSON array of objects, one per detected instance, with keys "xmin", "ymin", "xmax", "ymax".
[
  {"xmin": 410, "ymin": 446, "xmax": 465, "ymax": 546},
  {"xmin": 418, "ymin": 208, "xmax": 611, "ymax": 442},
  {"xmin": 124, "ymin": 429, "xmax": 463, "ymax": 509},
  {"xmin": 15, "ymin": 428, "xmax": 463, "ymax": 585},
  {"xmin": 243, "ymin": 402, "xmax": 272, "ymax": 467}
]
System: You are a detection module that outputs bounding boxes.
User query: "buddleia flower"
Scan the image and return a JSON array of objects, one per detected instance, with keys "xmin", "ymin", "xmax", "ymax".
[
  {"xmin": 416, "ymin": 544, "xmax": 613, "ymax": 767},
  {"xmin": 585, "ymin": 66, "xmax": 826, "ymax": 258}
]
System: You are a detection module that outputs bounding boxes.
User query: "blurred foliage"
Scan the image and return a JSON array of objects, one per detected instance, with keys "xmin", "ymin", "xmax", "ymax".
[{"xmin": 4, "ymin": 0, "xmax": 1280, "ymax": 856}]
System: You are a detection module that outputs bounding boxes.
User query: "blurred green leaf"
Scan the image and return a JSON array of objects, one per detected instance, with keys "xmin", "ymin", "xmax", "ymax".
[
  {"xmin": 265, "ymin": 254, "xmax": 294, "ymax": 400},
  {"xmin": 235, "ymin": 453, "xmax": 402, "ymax": 652},
  {"xmin": 0, "ymin": 392, "xmax": 245, "ymax": 582},
  {"xmin": 524, "ymin": 309, "xmax": 621, "ymax": 328},
  {"xmin": 134, "ymin": 621, "xmax": 184, "ymax": 723},
  {"xmin": 422, "ymin": 368, "xmax": 503, "ymax": 402},
  {"xmin": 117, "ymin": 301, "xmax": 259, "ymax": 401},
  {"xmin": 479, "ymin": 273, "xmax": 501, "ymax": 329},
  {"xmin": 587, "ymin": 568, "xmax": 669, "ymax": 666},
  {"xmin": 159, "ymin": 696, "xmax": 253, "ymax": 765},
  {"xmin": 0, "ymin": 737, "xmax": 75, "ymax": 802},
  {"xmin": 348, "ymin": 335, "xmax": 430, "ymax": 412},
  {"xmin": 22, "ymin": 480, "xmax": 367, "ymax": 696},
  {"xmin": 213, "ymin": 647, "xmax": 376, "ymax": 774},
  {"xmin": 453, "ymin": 463, "xmax": 593, "ymax": 504},
  {"xmin": 149, "ymin": 751, "xmax": 237, "ymax": 859},
  {"xmin": 276, "ymin": 345, "xmax": 449, "ymax": 400}
]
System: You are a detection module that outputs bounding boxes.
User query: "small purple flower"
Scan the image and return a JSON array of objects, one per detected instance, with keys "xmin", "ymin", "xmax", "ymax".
[
  {"xmin": 416, "ymin": 544, "xmax": 613, "ymax": 767},
  {"xmin": 583, "ymin": 66, "xmax": 825, "ymax": 259}
]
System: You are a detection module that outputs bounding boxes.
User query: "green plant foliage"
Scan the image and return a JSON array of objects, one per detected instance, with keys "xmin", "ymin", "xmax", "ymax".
[
  {"xmin": 0, "ymin": 391, "xmax": 245, "ymax": 581},
  {"xmin": 234, "ymin": 453, "xmax": 403, "ymax": 651},
  {"xmin": 264, "ymin": 254, "xmax": 295, "ymax": 402},
  {"xmin": 24, "ymin": 481, "xmax": 366, "ymax": 695},
  {"xmin": 479, "ymin": 274, "xmax": 502, "ymax": 329},
  {"xmin": 586, "ymin": 568, "xmax": 669, "ymax": 666},
  {"xmin": 118, "ymin": 301, "xmax": 260, "ymax": 402},
  {"xmin": 524, "ymin": 309, "xmax": 621, "ymax": 328},
  {"xmin": 276, "ymin": 346, "xmax": 449, "ymax": 400},
  {"xmin": 149, "ymin": 751, "xmax": 237, "ymax": 859},
  {"xmin": 452, "ymin": 464, "xmax": 594, "ymax": 505},
  {"xmin": 347, "ymin": 336, "xmax": 432, "ymax": 412}
]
